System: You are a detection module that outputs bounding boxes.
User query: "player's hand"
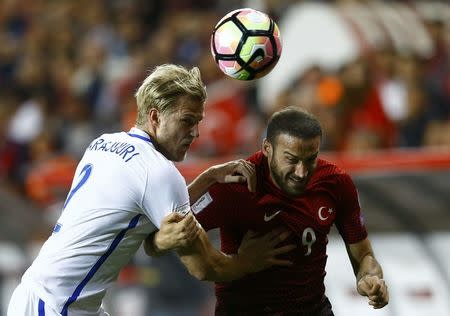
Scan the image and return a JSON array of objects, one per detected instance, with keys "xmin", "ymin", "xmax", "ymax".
[
  {"xmin": 237, "ymin": 227, "xmax": 296, "ymax": 273},
  {"xmin": 208, "ymin": 159, "xmax": 256, "ymax": 192},
  {"xmin": 357, "ymin": 275, "xmax": 389, "ymax": 309},
  {"xmin": 154, "ymin": 212, "xmax": 201, "ymax": 251}
]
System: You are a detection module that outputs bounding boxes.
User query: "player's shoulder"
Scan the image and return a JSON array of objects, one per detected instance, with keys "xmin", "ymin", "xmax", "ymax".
[
  {"xmin": 246, "ymin": 151, "xmax": 264, "ymax": 166},
  {"xmin": 311, "ymin": 158, "xmax": 353, "ymax": 186},
  {"xmin": 316, "ymin": 158, "xmax": 346, "ymax": 175},
  {"xmin": 308, "ymin": 160, "xmax": 356, "ymax": 196},
  {"xmin": 86, "ymin": 128, "xmax": 177, "ymax": 173},
  {"xmin": 84, "ymin": 130, "xmax": 142, "ymax": 163},
  {"xmin": 217, "ymin": 181, "xmax": 249, "ymax": 194}
]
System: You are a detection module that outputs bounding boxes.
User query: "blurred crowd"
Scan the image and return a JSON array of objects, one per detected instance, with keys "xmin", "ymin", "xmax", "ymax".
[
  {"xmin": 272, "ymin": 51, "xmax": 450, "ymax": 153},
  {"xmin": 0, "ymin": 0, "xmax": 449, "ymax": 237}
]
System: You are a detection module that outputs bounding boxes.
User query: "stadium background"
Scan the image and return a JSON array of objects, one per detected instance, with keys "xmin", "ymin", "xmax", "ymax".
[{"xmin": 0, "ymin": 0, "xmax": 449, "ymax": 315}]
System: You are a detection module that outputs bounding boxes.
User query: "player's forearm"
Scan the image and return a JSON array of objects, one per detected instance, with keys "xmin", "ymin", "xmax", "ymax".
[
  {"xmin": 204, "ymin": 253, "xmax": 249, "ymax": 282},
  {"xmin": 356, "ymin": 253, "xmax": 383, "ymax": 283},
  {"xmin": 346, "ymin": 239, "xmax": 382, "ymax": 282},
  {"xmin": 188, "ymin": 167, "xmax": 217, "ymax": 204},
  {"xmin": 180, "ymin": 251, "xmax": 249, "ymax": 282},
  {"xmin": 177, "ymin": 231, "xmax": 249, "ymax": 282}
]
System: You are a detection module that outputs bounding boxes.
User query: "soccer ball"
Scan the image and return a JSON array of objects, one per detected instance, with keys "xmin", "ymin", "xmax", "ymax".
[{"xmin": 211, "ymin": 8, "xmax": 282, "ymax": 80}]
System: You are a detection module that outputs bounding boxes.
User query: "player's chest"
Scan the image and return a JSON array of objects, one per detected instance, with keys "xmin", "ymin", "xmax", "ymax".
[{"xmin": 239, "ymin": 191, "xmax": 338, "ymax": 233}]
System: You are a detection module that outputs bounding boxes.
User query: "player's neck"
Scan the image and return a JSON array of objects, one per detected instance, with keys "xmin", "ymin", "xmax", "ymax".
[
  {"xmin": 135, "ymin": 125, "xmax": 154, "ymax": 141},
  {"xmin": 136, "ymin": 125, "xmax": 173, "ymax": 160}
]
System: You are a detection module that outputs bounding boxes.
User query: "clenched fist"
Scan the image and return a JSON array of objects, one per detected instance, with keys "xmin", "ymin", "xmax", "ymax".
[{"xmin": 357, "ymin": 275, "xmax": 389, "ymax": 309}]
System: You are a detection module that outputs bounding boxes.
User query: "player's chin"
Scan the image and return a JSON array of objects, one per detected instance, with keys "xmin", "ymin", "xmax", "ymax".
[
  {"xmin": 173, "ymin": 148, "xmax": 189, "ymax": 162},
  {"xmin": 370, "ymin": 301, "xmax": 388, "ymax": 309},
  {"xmin": 283, "ymin": 184, "xmax": 304, "ymax": 197},
  {"xmin": 286, "ymin": 180, "xmax": 305, "ymax": 193}
]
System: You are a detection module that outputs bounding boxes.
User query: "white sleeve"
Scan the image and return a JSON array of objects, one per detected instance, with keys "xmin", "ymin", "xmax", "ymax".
[{"xmin": 141, "ymin": 164, "xmax": 190, "ymax": 229}]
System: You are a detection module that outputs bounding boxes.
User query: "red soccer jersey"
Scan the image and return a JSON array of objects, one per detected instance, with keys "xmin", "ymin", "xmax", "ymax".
[{"xmin": 194, "ymin": 151, "xmax": 367, "ymax": 314}]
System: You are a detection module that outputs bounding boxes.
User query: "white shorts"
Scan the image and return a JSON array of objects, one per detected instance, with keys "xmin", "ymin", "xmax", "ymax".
[{"xmin": 7, "ymin": 283, "xmax": 110, "ymax": 316}]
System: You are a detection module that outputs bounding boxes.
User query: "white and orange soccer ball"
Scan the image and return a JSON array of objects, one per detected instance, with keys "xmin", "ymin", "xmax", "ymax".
[{"xmin": 211, "ymin": 8, "xmax": 282, "ymax": 80}]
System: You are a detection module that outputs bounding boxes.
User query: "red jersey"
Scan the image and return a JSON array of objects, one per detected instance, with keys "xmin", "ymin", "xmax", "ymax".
[{"xmin": 194, "ymin": 151, "xmax": 367, "ymax": 314}]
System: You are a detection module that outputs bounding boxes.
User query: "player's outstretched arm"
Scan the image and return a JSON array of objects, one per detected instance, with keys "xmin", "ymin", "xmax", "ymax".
[
  {"xmin": 346, "ymin": 238, "xmax": 389, "ymax": 309},
  {"xmin": 144, "ymin": 212, "xmax": 201, "ymax": 257},
  {"xmin": 188, "ymin": 159, "xmax": 256, "ymax": 203},
  {"xmin": 176, "ymin": 227, "xmax": 295, "ymax": 282}
]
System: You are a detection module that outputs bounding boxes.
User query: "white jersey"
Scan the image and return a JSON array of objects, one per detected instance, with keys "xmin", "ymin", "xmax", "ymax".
[{"xmin": 20, "ymin": 127, "xmax": 190, "ymax": 315}]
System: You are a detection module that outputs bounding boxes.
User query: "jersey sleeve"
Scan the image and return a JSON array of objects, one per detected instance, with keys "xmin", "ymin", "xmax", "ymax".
[
  {"xmin": 192, "ymin": 183, "xmax": 236, "ymax": 231},
  {"xmin": 141, "ymin": 164, "xmax": 190, "ymax": 229},
  {"xmin": 334, "ymin": 173, "xmax": 368, "ymax": 244}
]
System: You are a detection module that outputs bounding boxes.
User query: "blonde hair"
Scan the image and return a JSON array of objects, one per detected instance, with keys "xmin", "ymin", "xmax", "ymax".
[{"xmin": 135, "ymin": 64, "xmax": 207, "ymax": 127}]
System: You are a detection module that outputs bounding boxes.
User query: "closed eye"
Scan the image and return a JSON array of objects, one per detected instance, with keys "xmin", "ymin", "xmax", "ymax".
[
  {"xmin": 285, "ymin": 156, "xmax": 297, "ymax": 163},
  {"xmin": 181, "ymin": 118, "xmax": 196, "ymax": 126}
]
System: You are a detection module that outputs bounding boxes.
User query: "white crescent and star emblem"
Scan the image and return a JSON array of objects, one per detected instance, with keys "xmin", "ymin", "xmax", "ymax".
[{"xmin": 318, "ymin": 206, "xmax": 333, "ymax": 221}]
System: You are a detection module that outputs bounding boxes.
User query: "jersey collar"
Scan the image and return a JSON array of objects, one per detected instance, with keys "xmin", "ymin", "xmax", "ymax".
[{"xmin": 128, "ymin": 127, "xmax": 153, "ymax": 144}]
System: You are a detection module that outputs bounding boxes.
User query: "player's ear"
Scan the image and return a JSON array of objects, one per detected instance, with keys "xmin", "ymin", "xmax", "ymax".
[
  {"xmin": 262, "ymin": 138, "xmax": 272, "ymax": 158},
  {"xmin": 148, "ymin": 108, "xmax": 160, "ymax": 127}
]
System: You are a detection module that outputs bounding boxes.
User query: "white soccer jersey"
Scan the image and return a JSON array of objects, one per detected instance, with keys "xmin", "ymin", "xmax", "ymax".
[{"xmin": 20, "ymin": 127, "xmax": 190, "ymax": 315}]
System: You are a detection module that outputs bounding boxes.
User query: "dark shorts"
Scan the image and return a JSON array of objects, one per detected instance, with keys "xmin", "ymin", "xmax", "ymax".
[{"xmin": 215, "ymin": 297, "xmax": 334, "ymax": 316}]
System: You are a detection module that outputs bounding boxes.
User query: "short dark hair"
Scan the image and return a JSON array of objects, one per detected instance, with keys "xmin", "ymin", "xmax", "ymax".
[{"xmin": 266, "ymin": 107, "xmax": 322, "ymax": 145}]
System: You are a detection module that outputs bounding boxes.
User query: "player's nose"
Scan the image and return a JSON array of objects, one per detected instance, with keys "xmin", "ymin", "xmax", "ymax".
[
  {"xmin": 190, "ymin": 124, "xmax": 200, "ymax": 138},
  {"xmin": 294, "ymin": 162, "xmax": 308, "ymax": 178}
]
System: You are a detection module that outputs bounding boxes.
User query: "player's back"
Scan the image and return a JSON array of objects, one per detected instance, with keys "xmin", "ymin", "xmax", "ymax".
[{"xmin": 21, "ymin": 128, "xmax": 170, "ymax": 315}]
